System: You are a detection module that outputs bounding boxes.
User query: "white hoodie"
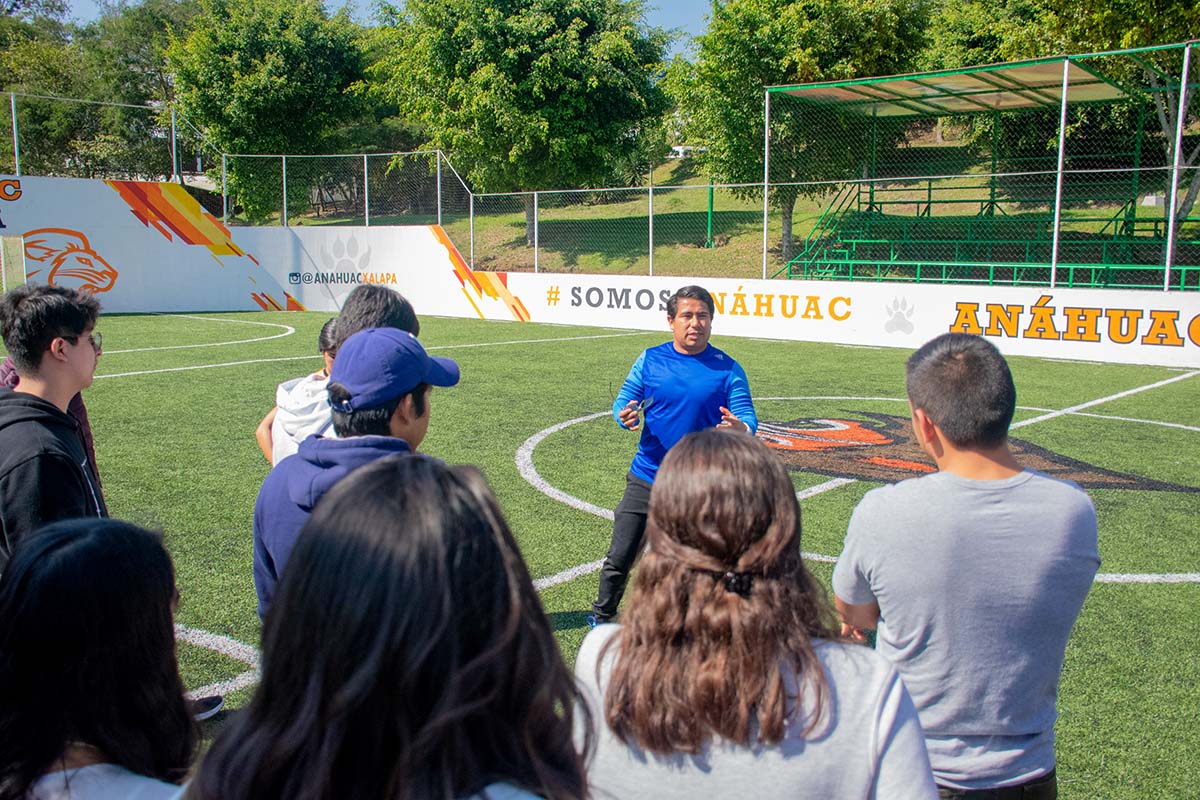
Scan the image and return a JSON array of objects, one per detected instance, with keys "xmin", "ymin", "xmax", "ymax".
[{"xmin": 270, "ymin": 372, "xmax": 335, "ymax": 465}]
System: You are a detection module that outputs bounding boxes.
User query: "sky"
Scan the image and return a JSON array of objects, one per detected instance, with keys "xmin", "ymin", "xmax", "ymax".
[{"xmin": 65, "ymin": 0, "xmax": 709, "ymax": 54}]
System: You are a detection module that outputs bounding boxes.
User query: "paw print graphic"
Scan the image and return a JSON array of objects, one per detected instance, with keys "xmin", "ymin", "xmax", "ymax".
[
  {"xmin": 320, "ymin": 235, "xmax": 371, "ymax": 272},
  {"xmin": 884, "ymin": 298, "xmax": 915, "ymax": 334}
]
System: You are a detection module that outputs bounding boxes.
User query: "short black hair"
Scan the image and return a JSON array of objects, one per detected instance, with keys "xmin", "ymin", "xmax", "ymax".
[
  {"xmin": 666, "ymin": 285, "xmax": 714, "ymax": 319},
  {"xmin": 328, "ymin": 382, "xmax": 429, "ymax": 438},
  {"xmin": 0, "ymin": 284, "xmax": 100, "ymax": 374},
  {"xmin": 906, "ymin": 333, "xmax": 1016, "ymax": 448},
  {"xmin": 317, "ymin": 318, "xmax": 337, "ymax": 355},
  {"xmin": 335, "ymin": 286, "xmax": 419, "ymax": 348}
]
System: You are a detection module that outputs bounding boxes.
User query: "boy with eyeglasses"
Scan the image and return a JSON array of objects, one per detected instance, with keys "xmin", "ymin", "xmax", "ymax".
[{"xmin": 0, "ymin": 284, "xmax": 107, "ymax": 570}]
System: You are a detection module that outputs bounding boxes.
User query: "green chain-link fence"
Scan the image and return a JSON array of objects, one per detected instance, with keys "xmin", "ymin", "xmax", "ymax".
[{"xmin": 764, "ymin": 42, "xmax": 1199, "ymax": 290}]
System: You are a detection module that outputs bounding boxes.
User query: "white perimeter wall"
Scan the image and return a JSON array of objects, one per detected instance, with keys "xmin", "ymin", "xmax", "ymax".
[{"xmin": 2, "ymin": 175, "xmax": 1197, "ymax": 367}]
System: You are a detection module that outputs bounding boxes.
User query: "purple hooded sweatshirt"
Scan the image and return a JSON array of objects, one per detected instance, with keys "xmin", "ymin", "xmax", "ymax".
[{"xmin": 251, "ymin": 433, "xmax": 412, "ymax": 618}]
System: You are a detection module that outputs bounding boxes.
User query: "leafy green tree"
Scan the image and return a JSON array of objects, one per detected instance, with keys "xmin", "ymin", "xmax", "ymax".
[
  {"xmin": 368, "ymin": 0, "xmax": 669, "ymax": 243},
  {"xmin": 676, "ymin": 0, "xmax": 931, "ymax": 262},
  {"xmin": 922, "ymin": 0, "xmax": 1200, "ymax": 224},
  {"xmin": 167, "ymin": 0, "xmax": 366, "ymax": 221},
  {"xmin": 0, "ymin": 13, "xmax": 93, "ymax": 175},
  {"xmin": 1037, "ymin": 0, "xmax": 1200, "ymax": 225}
]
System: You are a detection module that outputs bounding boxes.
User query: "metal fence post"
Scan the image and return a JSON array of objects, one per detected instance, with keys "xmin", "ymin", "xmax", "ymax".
[
  {"xmin": 648, "ymin": 183, "xmax": 655, "ymax": 276},
  {"xmin": 762, "ymin": 89, "xmax": 771, "ymax": 280},
  {"xmin": 363, "ymin": 153, "xmax": 370, "ymax": 226},
  {"xmin": 1049, "ymin": 58, "xmax": 1071, "ymax": 289},
  {"xmin": 282, "ymin": 155, "xmax": 288, "ymax": 227},
  {"xmin": 533, "ymin": 192, "xmax": 539, "ymax": 274},
  {"xmin": 469, "ymin": 193, "xmax": 475, "ymax": 267},
  {"xmin": 221, "ymin": 154, "xmax": 228, "ymax": 224},
  {"xmin": 9, "ymin": 93, "xmax": 19, "ymax": 177},
  {"xmin": 170, "ymin": 107, "xmax": 179, "ymax": 182},
  {"xmin": 1164, "ymin": 42, "xmax": 1192, "ymax": 291},
  {"xmin": 436, "ymin": 151, "xmax": 443, "ymax": 226}
]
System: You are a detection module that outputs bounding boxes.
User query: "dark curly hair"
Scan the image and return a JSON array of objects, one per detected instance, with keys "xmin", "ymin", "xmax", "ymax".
[{"xmin": 603, "ymin": 429, "xmax": 839, "ymax": 754}]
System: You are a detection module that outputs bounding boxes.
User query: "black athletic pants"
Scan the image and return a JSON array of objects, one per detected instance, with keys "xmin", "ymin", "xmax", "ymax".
[{"xmin": 591, "ymin": 472, "xmax": 653, "ymax": 621}]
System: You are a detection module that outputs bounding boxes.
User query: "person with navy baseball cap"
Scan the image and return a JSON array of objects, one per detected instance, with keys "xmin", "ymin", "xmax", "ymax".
[{"xmin": 252, "ymin": 327, "xmax": 460, "ymax": 618}]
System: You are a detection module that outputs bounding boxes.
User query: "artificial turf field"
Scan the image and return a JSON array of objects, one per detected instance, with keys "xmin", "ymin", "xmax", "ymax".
[{"xmin": 13, "ymin": 310, "xmax": 1200, "ymax": 799}]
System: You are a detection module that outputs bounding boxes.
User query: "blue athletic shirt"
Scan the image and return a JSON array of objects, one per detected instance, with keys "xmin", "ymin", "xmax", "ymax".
[{"xmin": 612, "ymin": 342, "xmax": 758, "ymax": 483}]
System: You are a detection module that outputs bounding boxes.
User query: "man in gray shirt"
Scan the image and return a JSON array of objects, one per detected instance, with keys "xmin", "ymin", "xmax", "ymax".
[{"xmin": 832, "ymin": 333, "xmax": 1099, "ymax": 798}]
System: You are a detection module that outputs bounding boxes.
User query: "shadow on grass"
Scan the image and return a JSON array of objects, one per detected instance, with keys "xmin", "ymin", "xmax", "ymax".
[{"xmin": 548, "ymin": 610, "xmax": 594, "ymax": 633}]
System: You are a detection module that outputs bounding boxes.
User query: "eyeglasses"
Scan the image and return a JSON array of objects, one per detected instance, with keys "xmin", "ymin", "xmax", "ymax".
[{"xmin": 66, "ymin": 332, "xmax": 102, "ymax": 353}]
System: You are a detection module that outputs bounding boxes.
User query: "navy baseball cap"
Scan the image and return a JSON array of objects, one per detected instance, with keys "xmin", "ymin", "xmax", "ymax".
[{"xmin": 329, "ymin": 327, "xmax": 459, "ymax": 413}]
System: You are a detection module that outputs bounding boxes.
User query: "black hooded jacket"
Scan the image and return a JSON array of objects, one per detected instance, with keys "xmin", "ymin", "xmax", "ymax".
[{"xmin": 0, "ymin": 387, "xmax": 106, "ymax": 570}]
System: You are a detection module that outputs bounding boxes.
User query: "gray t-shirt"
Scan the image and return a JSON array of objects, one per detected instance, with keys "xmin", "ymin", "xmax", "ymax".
[
  {"xmin": 575, "ymin": 624, "xmax": 937, "ymax": 800},
  {"xmin": 832, "ymin": 468, "xmax": 1099, "ymax": 790}
]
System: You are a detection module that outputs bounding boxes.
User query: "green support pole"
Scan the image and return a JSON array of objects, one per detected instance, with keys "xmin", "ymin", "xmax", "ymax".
[
  {"xmin": 705, "ymin": 184, "xmax": 715, "ymax": 248},
  {"xmin": 987, "ymin": 113, "xmax": 998, "ymax": 216},
  {"xmin": 1125, "ymin": 104, "xmax": 1144, "ymax": 236},
  {"xmin": 868, "ymin": 115, "xmax": 878, "ymax": 212}
]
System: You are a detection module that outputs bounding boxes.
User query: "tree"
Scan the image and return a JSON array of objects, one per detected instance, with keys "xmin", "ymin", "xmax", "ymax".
[
  {"xmin": 1036, "ymin": 0, "xmax": 1200, "ymax": 226},
  {"xmin": 368, "ymin": 0, "xmax": 669, "ymax": 243},
  {"xmin": 676, "ymin": 0, "xmax": 931, "ymax": 263},
  {"xmin": 167, "ymin": 0, "xmax": 366, "ymax": 221},
  {"xmin": 922, "ymin": 0, "xmax": 1200, "ymax": 225}
]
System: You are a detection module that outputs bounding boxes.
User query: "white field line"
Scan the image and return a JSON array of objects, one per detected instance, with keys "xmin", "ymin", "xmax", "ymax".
[
  {"xmin": 797, "ymin": 478, "xmax": 857, "ymax": 501},
  {"xmin": 96, "ymin": 354, "xmax": 322, "ymax": 379},
  {"xmin": 515, "ymin": 411, "xmax": 616, "ymax": 522},
  {"xmin": 175, "ymin": 624, "xmax": 261, "ymax": 700},
  {"xmin": 1011, "ymin": 371, "xmax": 1200, "ymax": 430},
  {"xmin": 533, "ymin": 559, "xmax": 607, "ymax": 591},
  {"xmin": 188, "ymin": 669, "xmax": 261, "ymax": 700},
  {"xmin": 1094, "ymin": 573, "xmax": 1200, "ymax": 584},
  {"xmin": 108, "ymin": 315, "xmax": 295, "ymax": 353},
  {"xmin": 1067, "ymin": 411, "xmax": 1200, "ymax": 433},
  {"xmin": 94, "ymin": 331, "xmax": 645, "ymax": 380}
]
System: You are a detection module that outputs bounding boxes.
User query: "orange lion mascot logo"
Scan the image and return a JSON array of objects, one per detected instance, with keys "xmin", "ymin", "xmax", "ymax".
[{"xmin": 22, "ymin": 228, "xmax": 119, "ymax": 295}]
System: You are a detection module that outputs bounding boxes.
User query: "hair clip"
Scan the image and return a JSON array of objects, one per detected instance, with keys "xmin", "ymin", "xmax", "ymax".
[{"xmin": 723, "ymin": 571, "xmax": 753, "ymax": 597}]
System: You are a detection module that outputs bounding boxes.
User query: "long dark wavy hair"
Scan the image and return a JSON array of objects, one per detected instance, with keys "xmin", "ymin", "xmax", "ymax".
[
  {"xmin": 188, "ymin": 454, "xmax": 591, "ymax": 800},
  {"xmin": 0, "ymin": 519, "xmax": 196, "ymax": 800},
  {"xmin": 603, "ymin": 429, "xmax": 839, "ymax": 754}
]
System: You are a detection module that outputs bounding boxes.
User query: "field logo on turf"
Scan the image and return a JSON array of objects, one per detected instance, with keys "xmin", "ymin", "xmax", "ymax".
[{"xmin": 759, "ymin": 412, "xmax": 1199, "ymax": 491}]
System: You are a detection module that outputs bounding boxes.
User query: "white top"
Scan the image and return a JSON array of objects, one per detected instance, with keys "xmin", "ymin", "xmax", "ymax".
[
  {"xmin": 575, "ymin": 624, "xmax": 937, "ymax": 800},
  {"xmin": 30, "ymin": 764, "xmax": 182, "ymax": 800},
  {"xmin": 270, "ymin": 372, "xmax": 334, "ymax": 465},
  {"xmin": 465, "ymin": 783, "xmax": 545, "ymax": 799}
]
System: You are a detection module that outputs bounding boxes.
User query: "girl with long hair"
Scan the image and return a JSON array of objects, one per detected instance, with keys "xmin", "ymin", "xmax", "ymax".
[
  {"xmin": 576, "ymin": 430, "xmax": 936, "ymax": 799},
  {"xmin": 188, "ymin": 454, "xmax": 590, "ymax": 800},
  {"xmin": 0, "ymin": 519, "xmax": 196, "ymax": 800}
]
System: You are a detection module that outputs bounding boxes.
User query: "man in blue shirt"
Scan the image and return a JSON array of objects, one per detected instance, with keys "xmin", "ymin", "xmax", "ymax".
[{"xmin": 589, "ymin": 285, "xmax": 758, "ymax": 625}]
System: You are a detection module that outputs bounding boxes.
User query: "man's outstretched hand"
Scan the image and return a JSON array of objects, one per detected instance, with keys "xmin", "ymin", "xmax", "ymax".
[{"xmin": 716, "ymin": 406, "xmax": 749, "ymax": 433}]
